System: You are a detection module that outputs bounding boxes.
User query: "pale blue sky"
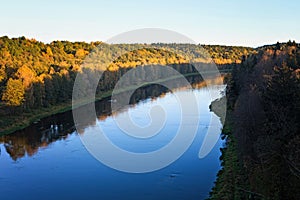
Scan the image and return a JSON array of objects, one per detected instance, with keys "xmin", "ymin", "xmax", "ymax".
[{"xmin": 0, "ymin": 0, "xmax": 299, "ymax": 47}]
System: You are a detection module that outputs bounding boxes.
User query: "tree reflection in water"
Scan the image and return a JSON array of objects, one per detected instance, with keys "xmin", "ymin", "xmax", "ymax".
[{"xmin": 0, "ymin": 75, "xmax": 224, "ymax": 161}]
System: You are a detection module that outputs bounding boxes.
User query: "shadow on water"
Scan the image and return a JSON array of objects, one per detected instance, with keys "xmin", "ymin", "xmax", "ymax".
[
  {"xmin": 0, "ymin": 74, "xmax": 226, "ymax": 200},
  {"xmin": 0, "ymin": 74, "xmax": 223, "ymax": 161}
]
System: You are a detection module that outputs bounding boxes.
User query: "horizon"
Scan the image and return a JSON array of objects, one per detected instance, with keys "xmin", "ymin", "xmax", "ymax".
[
  {"xmin": 0, "ymin": 35, "xmax": 297, "ymax": 48},
  {"xmin": 1, "ymin": 0, "xmax": 299, "ymax": 47}
]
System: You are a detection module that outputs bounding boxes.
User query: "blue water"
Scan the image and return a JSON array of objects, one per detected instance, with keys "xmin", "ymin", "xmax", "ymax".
[{"xmin": 0, "ymin": 85, "xmax": 225, "ymax": 200}]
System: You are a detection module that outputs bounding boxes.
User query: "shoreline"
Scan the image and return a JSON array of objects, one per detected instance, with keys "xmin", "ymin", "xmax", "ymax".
[{"xmin": 1, "ymin": 72, "xmax": 215, "ymax": 136}]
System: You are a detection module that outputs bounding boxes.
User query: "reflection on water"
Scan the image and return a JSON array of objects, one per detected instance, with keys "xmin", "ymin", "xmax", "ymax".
[
  {"xmin": 0, "ymin": 75, "xmax": 221, "ymax": 160},
  {"xmin": 0, "ymin": 75, "xmax": 225, "ymax": 200}
]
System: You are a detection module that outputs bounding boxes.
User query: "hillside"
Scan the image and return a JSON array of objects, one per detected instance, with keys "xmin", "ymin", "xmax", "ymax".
[
  {"xmin": 0, "ymin": 36, "xmax": 254, "ymax": 134},
  {"xmin": 209, "ymin": 41, "xmax": 300, "ymax": 199}
]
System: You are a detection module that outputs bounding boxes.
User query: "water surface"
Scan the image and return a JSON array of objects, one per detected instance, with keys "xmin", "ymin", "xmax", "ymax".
[{"xmin": 0, "ymin": 81, "xmax": 225, "ymax": 200}]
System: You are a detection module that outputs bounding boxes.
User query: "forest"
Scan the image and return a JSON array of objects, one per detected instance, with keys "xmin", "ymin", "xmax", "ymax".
[
  {"xmin": 0, "ymin": 36, "xmax": 254, "ymax": 134},
  {"xmin": 0, "ymin": 36, "xmax": 299, "ymax": 199},
  {"xmin": 209, "ymin": 41, "xmax": 300, "ymax": 199}
]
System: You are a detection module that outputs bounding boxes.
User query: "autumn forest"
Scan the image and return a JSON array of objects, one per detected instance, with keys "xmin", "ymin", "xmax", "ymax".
[{"xmin": 0, "ymin": 36, "xmax": 299, "ymax": 200}]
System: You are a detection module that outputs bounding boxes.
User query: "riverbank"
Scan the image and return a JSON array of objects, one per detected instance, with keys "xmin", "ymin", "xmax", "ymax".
[
  {"xmin": 1, "ymin": 72, "xmax": 221, "ymax": 136},
  {"xmin": 208, "ymin": 99, "xmax": 249, "ymax": 199}
]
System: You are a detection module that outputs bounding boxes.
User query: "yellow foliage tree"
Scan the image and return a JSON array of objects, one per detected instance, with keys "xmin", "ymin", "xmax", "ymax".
[
  {"xmin": 16, "ymin": 65, "xmax": 36, "ymax": 88},
  {"xmin": 2, "ymin": 78, "xmax": 25, "ymax": 106},
  {"xmin": 75, "ymin": 49, "xmax": 87, "ymax": 58}
]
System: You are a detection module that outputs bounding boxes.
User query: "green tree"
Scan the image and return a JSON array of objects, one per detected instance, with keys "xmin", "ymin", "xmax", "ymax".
[{"xmin": 260, "ymin": 63, "xmax": 300, "ymax": 199}]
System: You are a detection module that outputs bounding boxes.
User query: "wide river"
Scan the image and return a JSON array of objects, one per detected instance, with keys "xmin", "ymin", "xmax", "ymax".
[{"xmin": 0, "ymin": 79, "xmax": 225, "ymax": 200}]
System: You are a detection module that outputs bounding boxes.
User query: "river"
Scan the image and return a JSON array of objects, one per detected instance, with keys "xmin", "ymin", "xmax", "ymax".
[{"xmin": 0, "ymin": 78, "xmax": 225, "ymax": 200}]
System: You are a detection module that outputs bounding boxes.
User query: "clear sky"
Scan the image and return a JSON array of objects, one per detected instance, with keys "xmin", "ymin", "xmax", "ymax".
[{"xmin": 0, "ymin": 0, "xmax": 299, "ymax": 47}]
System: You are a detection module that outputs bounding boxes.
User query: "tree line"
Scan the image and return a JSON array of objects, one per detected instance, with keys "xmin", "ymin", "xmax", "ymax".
[
  {"xmin": 209, "ymin": 41, "xmax": 300, "ymax": 199},
  {"xmin": 0, "ymin": 36, "xmax": 252, "ymax": 133}
]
